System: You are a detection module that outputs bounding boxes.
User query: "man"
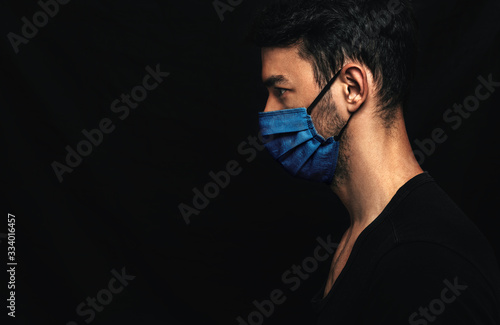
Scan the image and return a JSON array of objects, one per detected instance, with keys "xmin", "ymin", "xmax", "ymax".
[{"xmin": 252, "ymin": 0, "xmax": 500, "ymax": 324}]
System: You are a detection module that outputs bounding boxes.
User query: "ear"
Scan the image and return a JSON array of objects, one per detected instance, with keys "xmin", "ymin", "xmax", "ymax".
[{"xmin": 340, "ymin": 64, "xmax": 368, "ymax": 114}]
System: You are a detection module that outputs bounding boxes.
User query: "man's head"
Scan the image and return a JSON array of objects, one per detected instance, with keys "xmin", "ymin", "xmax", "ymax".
[
  {"xmin": 253, "ymin": 0, "xmax": 418, "ymax": 122},
  {"xmin": 253, "ymin": 0, "xmax": 418, "ymax": 186}
]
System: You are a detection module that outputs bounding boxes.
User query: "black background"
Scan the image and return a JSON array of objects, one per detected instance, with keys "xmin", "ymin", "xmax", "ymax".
[{"xmin": 1, "ymin": 0, "xmax": 499, "ymax": 324}]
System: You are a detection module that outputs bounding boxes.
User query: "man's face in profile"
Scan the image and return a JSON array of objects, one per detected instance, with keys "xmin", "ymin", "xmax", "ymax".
[
  {"xmin": 261, "ymin": 45, "xmax": 346, "ymax": 141},
  {"xmin": 261, "ymin": 46, "xmax": 319, "ymax": 112}
]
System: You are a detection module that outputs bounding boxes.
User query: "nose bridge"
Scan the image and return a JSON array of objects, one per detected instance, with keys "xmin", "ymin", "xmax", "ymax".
[
  {"xmin": 264, "ymin": 95, "xmax": 281, "ymax": 112},
  {"xmin": 263, "ymin": 96, "xmax": 273, "ymax": 112}
]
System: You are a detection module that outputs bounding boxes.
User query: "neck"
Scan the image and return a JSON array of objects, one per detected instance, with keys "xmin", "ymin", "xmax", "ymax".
[{"xmin": 331, "ymin": 108, "xmax": 423, "ymax": 231}]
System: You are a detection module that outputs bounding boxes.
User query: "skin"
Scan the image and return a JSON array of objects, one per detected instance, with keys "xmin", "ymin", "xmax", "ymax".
[{"xmin": 261, "ymin": 45, "xmax": 423, "ymax": 298}]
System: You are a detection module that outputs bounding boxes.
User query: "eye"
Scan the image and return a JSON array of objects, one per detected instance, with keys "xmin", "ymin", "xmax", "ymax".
[{"xmin": 275, "ymin": 88, "xmax": 288, "ymax": 97}]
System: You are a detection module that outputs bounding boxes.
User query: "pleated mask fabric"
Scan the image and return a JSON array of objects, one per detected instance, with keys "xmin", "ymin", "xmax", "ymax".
[{"xmin": 258, "ymin": 107, "xmax": 339, "ymax": 184}]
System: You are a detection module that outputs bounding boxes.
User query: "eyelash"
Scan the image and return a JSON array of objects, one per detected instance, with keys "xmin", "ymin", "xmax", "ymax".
[{"xmin": 275, "ymin": 88, "xmax": 288, "ymax": 97}]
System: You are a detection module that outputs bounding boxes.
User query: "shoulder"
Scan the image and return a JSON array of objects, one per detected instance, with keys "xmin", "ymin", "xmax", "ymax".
[
  {"xmin": 386, "ymin": 174, "xmax": 500, "ymax": 278},
  {"xmin": 371, "ymin": 242, "xmax": 488, "ymax": 286},
  {"xmin": 358, "ymin": 242, "xmax": 500, "ymax": 324}
]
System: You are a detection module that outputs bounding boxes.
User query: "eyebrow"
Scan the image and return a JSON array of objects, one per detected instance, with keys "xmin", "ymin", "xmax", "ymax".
[{"xmin": 263, "ymin": 75, "xmax": 290, "ymax": 88}]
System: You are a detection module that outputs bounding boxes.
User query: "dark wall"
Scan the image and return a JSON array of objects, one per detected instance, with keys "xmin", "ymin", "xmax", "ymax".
[{"xmin": 1, "ymin": 1, "xmax": 499, "ymax": 324}]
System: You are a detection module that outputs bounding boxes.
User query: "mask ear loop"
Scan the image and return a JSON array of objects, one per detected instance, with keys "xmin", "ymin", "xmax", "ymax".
[
  {"xmin": 333, "ymin": 113, "xmax": 353, "ymax": 141},
  {"xmin": 306, "ymin": 67, "xmax": 352, "ymax": 141},
  {"xmin": 306, "ymin": 68, "xmax": 343, "ymax": 115}
]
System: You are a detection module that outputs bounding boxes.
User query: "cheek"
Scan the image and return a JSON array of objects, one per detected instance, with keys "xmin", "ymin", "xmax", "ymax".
[
  {"xmin": 286, "ymin": 89, "xmax": 319, "ymax": 110},
  {"xmin": 304, "ymin": 86, "xmax": 326, "ymax": 110},
  {"xmin": 312, "ymin": 99, "xmax": 343, "ymax": 138}
]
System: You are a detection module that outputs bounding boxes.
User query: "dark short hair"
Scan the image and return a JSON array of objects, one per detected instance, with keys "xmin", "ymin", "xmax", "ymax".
[{"xmin": 251, "ymin": 0, "xmax": 419, "ymax": 124}]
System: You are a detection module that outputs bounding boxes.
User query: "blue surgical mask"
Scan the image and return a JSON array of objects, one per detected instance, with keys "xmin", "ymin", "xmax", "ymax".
[{"xmin": 258, "ymin": 68, "xmax": 350, "ymax": 184}]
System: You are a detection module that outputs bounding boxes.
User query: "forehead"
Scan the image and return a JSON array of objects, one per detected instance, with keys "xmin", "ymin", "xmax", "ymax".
[{"xmin": 261, "ymin": 46, "xmax": 316, "ymax": 84}]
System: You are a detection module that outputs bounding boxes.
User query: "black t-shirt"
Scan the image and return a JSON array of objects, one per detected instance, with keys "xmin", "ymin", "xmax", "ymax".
[{"xmin": 311, "ymin": 172, "xmax": 500, "ymax": 325}]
